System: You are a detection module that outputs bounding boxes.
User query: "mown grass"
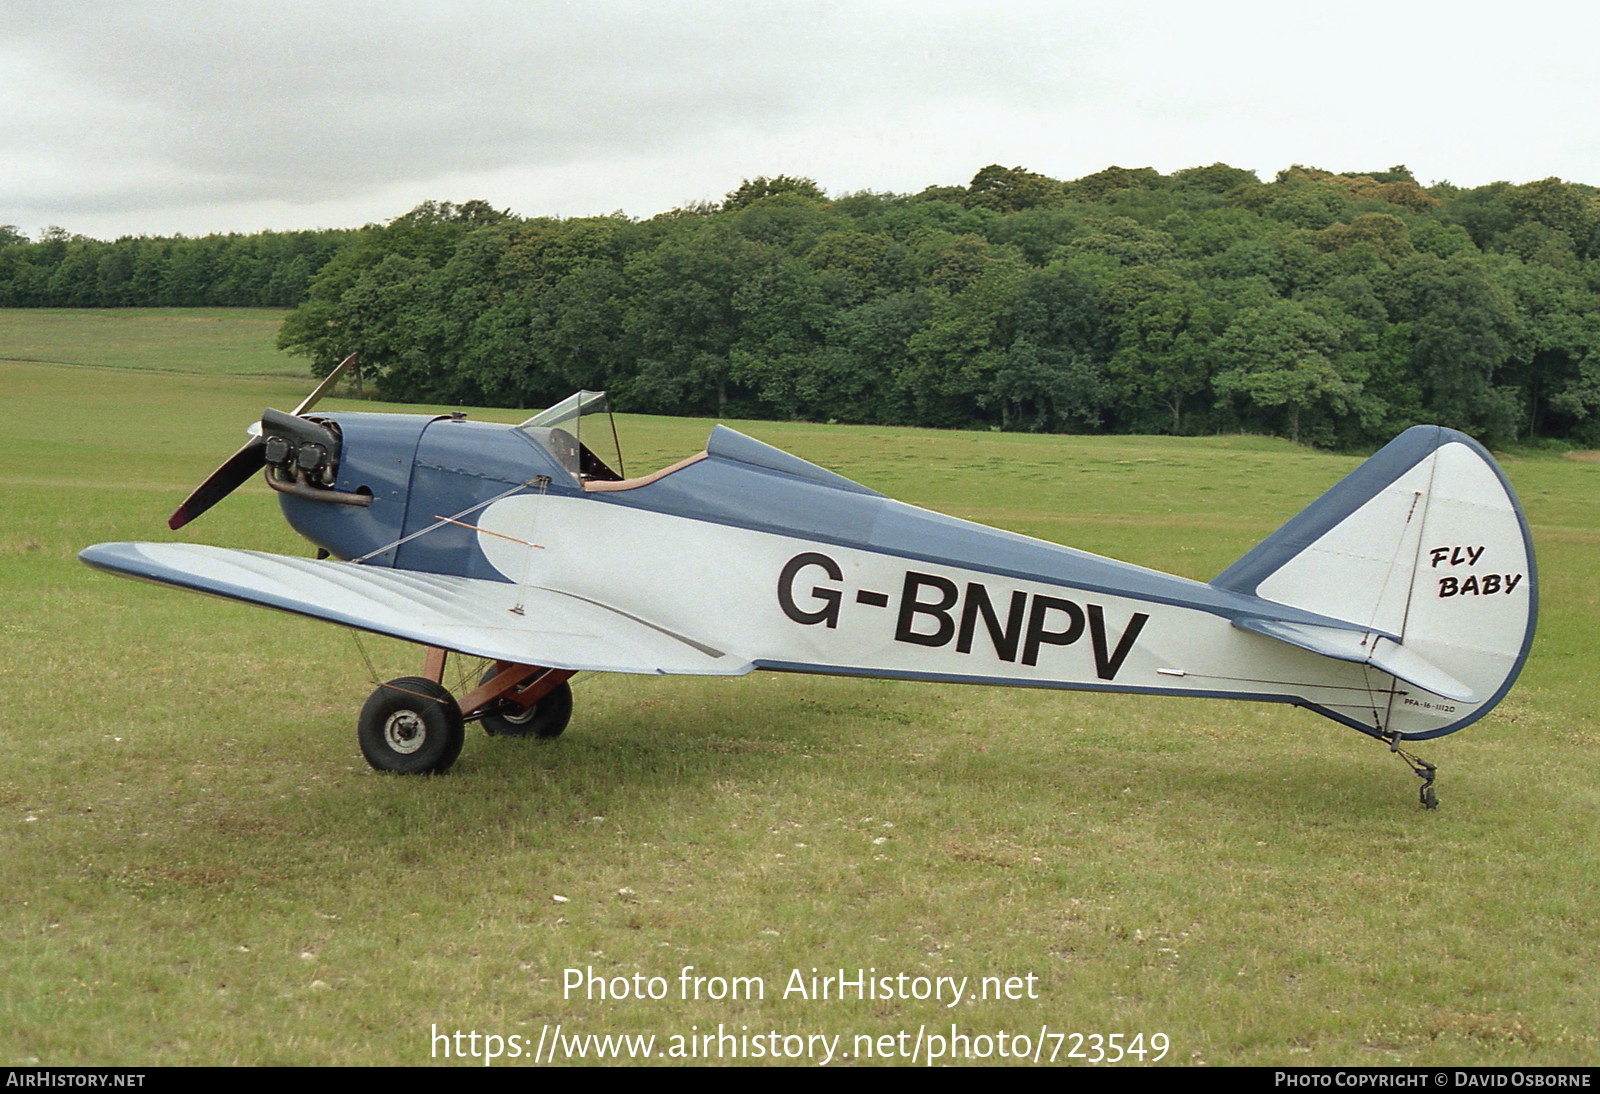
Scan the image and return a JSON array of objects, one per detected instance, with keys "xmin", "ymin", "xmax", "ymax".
[
  {"xmin": 0, "ymin": 308, "xmax": 297, "ymax": 376},
  {"xmin": 1, "ymin": 312, "xmax": 1597, "ymax": 1066}
]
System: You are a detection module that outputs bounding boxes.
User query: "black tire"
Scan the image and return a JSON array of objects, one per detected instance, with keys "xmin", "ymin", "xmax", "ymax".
[
  {"xmin": 358, "ymin": 677, "xmax": 465, "ymax": 774},
  {"xmin": 478, "ymin": 668, "xmax": 573, "ymax": 740}
]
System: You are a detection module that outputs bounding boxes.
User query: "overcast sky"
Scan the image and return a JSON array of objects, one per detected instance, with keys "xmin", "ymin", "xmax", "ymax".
[{"xmin": 3, "ymin": 0, "xmax": 1595, "ymax": 240}]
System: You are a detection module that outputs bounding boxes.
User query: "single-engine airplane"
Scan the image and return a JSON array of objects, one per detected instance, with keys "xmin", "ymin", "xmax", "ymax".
[{"xmin": 80, "ymin": 357, "xmax": 1536, "ymax": 804}]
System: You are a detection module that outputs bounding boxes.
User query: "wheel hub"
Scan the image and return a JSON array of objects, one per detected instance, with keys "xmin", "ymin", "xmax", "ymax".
[
  {"xmin": 498, "ymin": 699, "xmax": 537, "ymax": 725},
  {"xmin": 383, "ymin": 710, "xmax": 427, "ymax": 754}
]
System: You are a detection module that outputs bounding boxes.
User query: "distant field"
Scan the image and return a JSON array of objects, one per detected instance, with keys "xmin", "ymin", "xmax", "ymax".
[
  {"xmin": 2, "ymin": 310, "xmax": 1597, "ymax": 1067},
  {"xmin": 0, "ymin": 307, "xmax": 299, "ymax": 375}
]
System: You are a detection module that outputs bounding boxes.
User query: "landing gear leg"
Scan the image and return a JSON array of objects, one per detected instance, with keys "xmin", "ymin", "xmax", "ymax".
[
  {"xmin": 355, "ymin": 651, "xmax": 575, "ymax": 774},
  {"xmin": 460, "ymin": 663, "xmax": 575, "ymax": 740}
]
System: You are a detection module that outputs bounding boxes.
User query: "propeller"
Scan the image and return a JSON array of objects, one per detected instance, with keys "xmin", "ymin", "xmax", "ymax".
[{"xmin": 168, "ymin": 353, "xmax": 357, "ymax": 530}]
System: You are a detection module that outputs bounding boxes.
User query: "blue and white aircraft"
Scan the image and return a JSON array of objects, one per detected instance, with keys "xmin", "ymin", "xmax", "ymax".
[{"xmin": 80, "ymin": 365, "xmax": 1536, "ymax": 803}]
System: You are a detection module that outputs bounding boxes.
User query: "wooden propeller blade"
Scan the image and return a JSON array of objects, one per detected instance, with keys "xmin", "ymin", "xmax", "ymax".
[
  {"xmin": 167, "ymin": 353, "xmax": 355, "ymax": 530},
  {"xmin": 292, "ymin": 352, "xmax": 358, "ymax": 416},
  {"xmin": 167, "ymin": 437, "xmax": 267, "ymax": 530}
]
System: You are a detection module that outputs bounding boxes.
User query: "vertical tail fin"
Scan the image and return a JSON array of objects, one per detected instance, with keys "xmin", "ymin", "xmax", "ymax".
[{"xmin": 1213, "ymin": 426, "xmax": 1536, "ymax": 739}]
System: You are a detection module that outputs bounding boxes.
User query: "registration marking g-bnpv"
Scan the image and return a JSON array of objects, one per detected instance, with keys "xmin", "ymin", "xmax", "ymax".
[{"xmin": 777, "ymin": 551, "xmax": 1150, "ymax": 681}]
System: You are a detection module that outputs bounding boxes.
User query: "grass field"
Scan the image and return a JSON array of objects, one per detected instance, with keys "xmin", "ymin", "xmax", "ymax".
[
  {"xmin": 0, "ymin": 308, "xmax": 297, "ymax": 376},
  {"xmin": 2, "ymin": 310, "xmax": 1597, "ymax": 1066}
]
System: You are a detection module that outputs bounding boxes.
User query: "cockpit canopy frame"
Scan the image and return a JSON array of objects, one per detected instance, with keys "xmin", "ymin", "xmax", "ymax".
[{"xmin": 516, "ymin": 390, "xmax": 625, "ymax": 484}]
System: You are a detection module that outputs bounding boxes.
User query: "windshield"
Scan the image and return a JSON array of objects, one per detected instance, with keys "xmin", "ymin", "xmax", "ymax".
[{"xmin": 516, "ymin": 390, "xmax": 624, "ymax": 483}]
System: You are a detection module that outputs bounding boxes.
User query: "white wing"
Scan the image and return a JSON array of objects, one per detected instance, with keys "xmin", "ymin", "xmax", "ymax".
[{"xmin": 80, "ymin": 542, "xmax": 750, "ymax": 676}]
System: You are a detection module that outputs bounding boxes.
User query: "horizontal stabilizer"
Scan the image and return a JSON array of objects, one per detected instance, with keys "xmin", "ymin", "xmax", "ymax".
[{"xmin": 1234, "ymin": 617, "xmax": 1476, "ymax": 703}]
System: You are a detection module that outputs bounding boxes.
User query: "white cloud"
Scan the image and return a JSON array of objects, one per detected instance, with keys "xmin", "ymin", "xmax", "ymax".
[{"xmin": 2, "ymin": 1, "xmax": 1596, "ymax": 238}]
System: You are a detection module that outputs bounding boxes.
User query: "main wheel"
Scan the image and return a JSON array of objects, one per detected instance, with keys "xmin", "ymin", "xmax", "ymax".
[
  {"xmin": 358, "ymin": 677, "xmax": 465, "ymax": 774},
  {"xmin": 478, "ymin": 668, "xmax": 573, "ymax": 740}
]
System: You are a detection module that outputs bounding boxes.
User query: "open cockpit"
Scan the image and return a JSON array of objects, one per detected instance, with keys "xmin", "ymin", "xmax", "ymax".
[
  {"xmin": 517, "ymin": 390, "xmax": 711, "ymax": 493},
  {"xmin": 516, "ymin": 390, "xmax": 627, "ymax": 485}
]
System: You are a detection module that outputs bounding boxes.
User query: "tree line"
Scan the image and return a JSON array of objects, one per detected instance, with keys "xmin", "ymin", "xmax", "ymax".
[
  {"xmin": 7, "ymin": 164, "xmax": 1600, "ymax": 446},
  {"xmin": 0, "ymin": 224, "xmax": 356, "ymax": 307}
]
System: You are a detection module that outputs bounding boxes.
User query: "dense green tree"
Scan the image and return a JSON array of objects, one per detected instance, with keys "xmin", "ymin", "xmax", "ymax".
[
  {"xmin": 826, "ymin": 290, "xmax": 932, "ymax": 423},
  {"xmin": 804, "ymin": 229, "xmax": 894, "ymax": 305},
  {"xmin": 1066, "ymin": 216, "xmax": 1175, "ymax": 267},
  {"xmin": 1385, "ymin": 253, "xmax": 1525, "ymax": 441},
  {"xmin": 902, "ymin": 251, "xmax": 1030, "ymax": 426},
  {"xmin": 1170, "ymin": 163, "xmax": 1259, "ymax": 195},
  {"xmin": 963, "ymin": 165, "xmax": 1066, "ymax": 213},
  {"xmin": 1315, "ymin": 213, "xmax": 1415, "ymax": 267},
  {"xmin": 9, "ymin": 162, "xmax": 1600, "ymax": 450},
  {"xmin": 1487, "ymin": 254, "xmax": 1600, "ymax": 437},
  {"xmin": 727, "ymin": 191, "xmax": 839, "ymax": 252},
  {"xmin": 721, "ymin": 175, "xmax": 827, "ymax": 212},
  {"xmin": 622, "ymin": 221, "xmax": 773, "ymax": 415},
  {"xmin": 1103, "ymin": 267, "xmax": 1225, "ymax": 432},
  {"xmin": 1067, "ymin": 165, "xmax": 1164, "ymax": 203},
  {"xmin": 1505, "ymin": 178, "xmax": 1598, "ymax": 258},
  {"xmin": 992, "ymin": 260, "xmax": 1109, "ymax": 430},
  {"xmin": 1212, "ymin": 299, "xmax": 1365, "ymax": 444}
]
